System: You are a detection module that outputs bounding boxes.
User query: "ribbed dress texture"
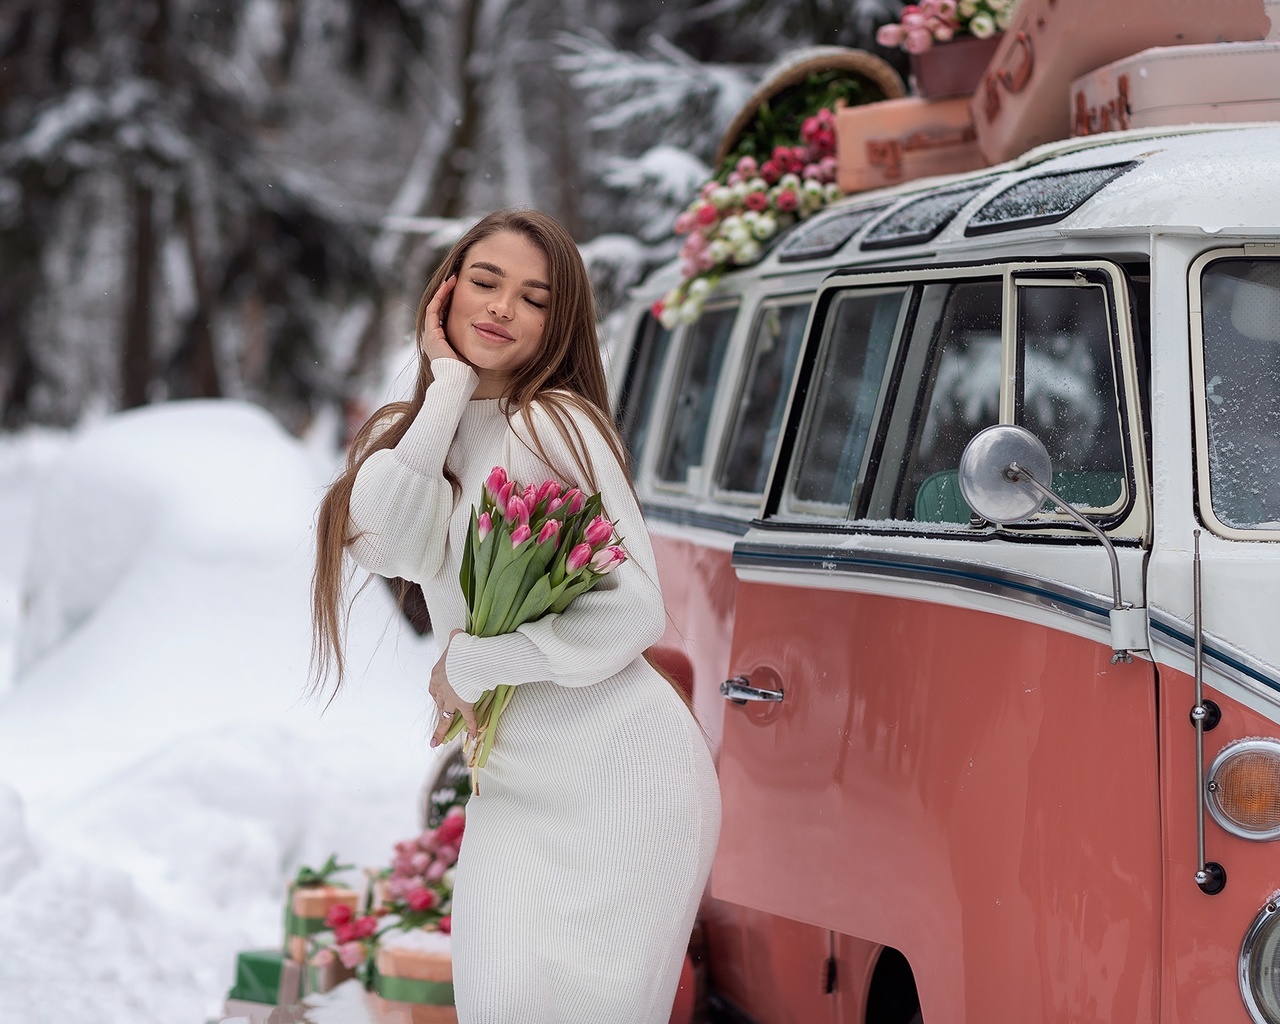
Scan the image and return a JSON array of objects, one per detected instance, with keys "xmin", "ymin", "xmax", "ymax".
[{"xmin": 347, "ymin": 359, "xmax": 721, "ymax": 1024}]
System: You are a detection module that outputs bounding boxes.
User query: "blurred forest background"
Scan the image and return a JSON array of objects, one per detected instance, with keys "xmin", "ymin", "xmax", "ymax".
[{"xmin": 0, "ymin": 0, "xmax": 907, "ymax": 440}]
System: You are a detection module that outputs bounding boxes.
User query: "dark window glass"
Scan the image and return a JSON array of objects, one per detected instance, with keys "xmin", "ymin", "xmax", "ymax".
[
  {"xmin": 894, "ymin": 280, "xmax": 1002, "ymax": 522},
  {"xmin": 657, "ymin": 306, "xmax": 737, "ymax": 487},
  {"xmin": 777, "ymin": 206, "xmax": 889, "ymax": 262},
  {"xmin": 861, "ymin": 179, "xmax": 995, "ymax": 250},
  {"xmin": 615, "ymin": 313, "xmax": 672, "ymax": 469},
  {"xmin": 1017, "ymin": 282, "xmax": 1125, "ymax": 509},
  {"xmin": 966, "ymin": 163, "xmax": 1135, "ymax": 236},
  {"xmin": 791, "ymin": 288, "xmax": 909, "ymax": 508},
  {"xmin": 718, "ymin": 301, "xmax": 809, "ymax": 495},
  {"xmin": 1201, "ymin": 259, "xmax": 1280, "ymax": 529}
]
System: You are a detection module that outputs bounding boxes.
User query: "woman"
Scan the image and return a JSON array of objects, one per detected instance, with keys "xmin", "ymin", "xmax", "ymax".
[{"xmin": 313, "ymin": 209, "xmax": 721, "ymax": 1023}]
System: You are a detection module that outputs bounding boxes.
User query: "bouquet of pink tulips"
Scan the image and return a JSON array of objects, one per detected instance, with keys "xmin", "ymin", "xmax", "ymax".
[{"xmin": 442, "ymin": 466, "xmax": 627, "ymax": 783}]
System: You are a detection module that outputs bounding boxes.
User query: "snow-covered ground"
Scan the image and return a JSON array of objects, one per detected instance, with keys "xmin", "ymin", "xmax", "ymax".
[{"xmin": 0, "ymin": 400, "xmax": 443, "ymax": 1024}]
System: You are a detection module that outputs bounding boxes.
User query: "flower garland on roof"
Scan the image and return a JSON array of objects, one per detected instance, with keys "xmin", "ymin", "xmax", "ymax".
[
  {"xmin": 876, "ymin": 0, "xmax": 1018, "ymax": 54},
  {"xmin": 653, "ymin": 71, "xmax": 871, "ymax": 329}
]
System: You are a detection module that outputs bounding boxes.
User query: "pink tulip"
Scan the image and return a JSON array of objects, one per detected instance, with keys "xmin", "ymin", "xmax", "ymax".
[
  {"xmin": 563, "ymin": 489, "xmax": 585, "ymax": 515},
  {"xmin": 590, "ymin": 545, "xmax": 627, "ymax": 574},
  {"xmin": 522, "ymin": 483, "xmax": 538, "ymax": 507},
  {"xmin": 537, "ymin": 520, "xmax": 561, "ymax": 544},
  {"xmin": 484, "ymin": 466, "xmax": 507, "ymax": 500},
  {"xmin": 405, "ymin": 886, "xmax": 437, "ymax": 912},
  {"xmin": 566, "ymin": 543, "xmax": 593, "ymax": 572},
  {"xmin": 338, "ymin": 942, "xmax": 366, "ymax": 970},
  {"xmin": 583, "ymin": 515, "xmax": 613, "ymax": 546},
  {"xmin": 495, "ymin": 479, "xmax": 515, "ymax": 517},
  {"xmin": 538, "ymin": 479, "xmax": 562, "ymax": 504},
  {"xmin": 545, "ymin": 496, "xmax": 564, "ymax": 515},
  {"xmin": 477, "ymin": 511, "xmax": 492, "ymax": 541},
  {"xmin": 510, "ymin": 524, "xmax": 532, "ymax": 547},
  {"xmin": 506, "ymin": 495, "xmax": 529, "ymax": 527}
]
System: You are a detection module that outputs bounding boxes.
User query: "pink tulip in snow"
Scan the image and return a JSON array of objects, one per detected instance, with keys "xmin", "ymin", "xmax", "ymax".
[
  {"xmin": 590, "ymin": 545, "xmax": 627, "ymax": 574},
  {"xmin": 477, "ymin": 511, "xmax": 492, "ymax": 541},
  {"xmin": 338, "ymin": 942, "xmax": 366, "ymax": 970},
  {"xmin": 583, "ymin": 515, "xmax": 613, "ymax": 546},
  {"xmin": 510, "ymin": 524, "xmax": 532, "ymax": 547},
  {"xmin": 537, "ymin": 520, "xmax": 560, "ymax": 544},
  {"xmin": 566, "ymin": 542, "xmax": 593, "ymax": 572}
]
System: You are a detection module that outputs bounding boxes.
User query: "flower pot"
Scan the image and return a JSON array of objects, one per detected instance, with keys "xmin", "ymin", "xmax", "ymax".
[{"xmin": 909, "ymin": 32, "xmax": 1004, "ymax": 99}]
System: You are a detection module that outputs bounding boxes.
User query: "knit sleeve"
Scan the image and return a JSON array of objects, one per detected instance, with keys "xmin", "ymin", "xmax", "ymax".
[
  {"xmin": 444, "ymin": 397, "xmax": 665, "ymax": 702},
  {"xmin": 346, "ymin": 358, "xmax": 478, "ymax": 583}
]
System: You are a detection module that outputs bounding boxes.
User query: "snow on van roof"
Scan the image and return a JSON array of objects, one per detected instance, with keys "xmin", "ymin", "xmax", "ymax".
[{"xmin": 760, "ymin": 122, "xmax": 1280, "ymax": 261}]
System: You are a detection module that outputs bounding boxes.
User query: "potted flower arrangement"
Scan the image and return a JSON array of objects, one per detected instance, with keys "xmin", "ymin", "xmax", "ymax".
[
  {"xmin": 654, "ymin": 51, "xmax": 905, "ymax": 328},
  {"xmin": 876, "ymin": 0, "xmax": 1021, "ymax": 98},
  {"xmin": 309, "ymin": 805, "xmax": 465, "ymax": 991}
]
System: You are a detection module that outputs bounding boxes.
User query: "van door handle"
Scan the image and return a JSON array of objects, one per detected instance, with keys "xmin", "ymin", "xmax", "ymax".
[{"xmin": 720, "ymin": 676, "xmax": 784, "ymax": 704}]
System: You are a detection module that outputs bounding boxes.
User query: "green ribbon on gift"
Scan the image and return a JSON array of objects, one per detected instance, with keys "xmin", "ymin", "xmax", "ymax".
[
  {"xmin": 228, "ymin": 949, "xmax": 285, "ymax": 1004},
  {"xmin": 373, "ymin": 969, "xmax": 455, "ymax": 1005}
]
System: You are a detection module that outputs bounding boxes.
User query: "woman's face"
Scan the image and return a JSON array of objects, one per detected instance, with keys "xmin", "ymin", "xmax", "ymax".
[{"xmin": 445, "ymin": 230, "xmax": 550, "ymax": 398}]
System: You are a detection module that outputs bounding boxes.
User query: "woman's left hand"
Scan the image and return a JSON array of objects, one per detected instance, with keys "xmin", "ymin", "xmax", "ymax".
[{"xmin": 430, "ymin": 628, "xmax": 477, "ymax": 747}]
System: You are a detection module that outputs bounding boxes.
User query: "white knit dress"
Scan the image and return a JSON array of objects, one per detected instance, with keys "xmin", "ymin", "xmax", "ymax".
[{"xmin": 347, "ymin": 359, "xmax": 721, "ymax": 1024}]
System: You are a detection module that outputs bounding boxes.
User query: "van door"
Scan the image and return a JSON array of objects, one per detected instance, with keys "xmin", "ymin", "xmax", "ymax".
[{"xmin": 712, "ymin": 263, "xmax": 1162, "ymax": 1023}]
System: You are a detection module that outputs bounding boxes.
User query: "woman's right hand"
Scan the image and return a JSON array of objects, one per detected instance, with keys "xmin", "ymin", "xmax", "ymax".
[{"xmin": 421, "ymin": 275, "xmax": 459, "ymax": 363}]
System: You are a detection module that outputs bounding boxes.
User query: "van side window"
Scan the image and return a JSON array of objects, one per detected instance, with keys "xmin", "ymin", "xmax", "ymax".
[
  {"xmin": 717, "ymin": 300, "xmax": 809, "ymax": 498},
  {"xmin": 1017, "ymin": 280, "xmax": 1125, "ymax": 510},
  {"xmin": 1199, "ymin": 258, "xmax": 1280, "ymax": 530},
  {"xmin": 787, "ymin": 287, "xmax": 910, "ymax": 512},
  {"xmin": 886, "ymin": 280, "xmax": 1002, "ymax": 522},
  {"xmin": 615, "ymin": 313, "xmax": 672, "ymax": 470},
  {"xmin": 656, "ymin": 305, "xmax": 737, "ymax": 489}
]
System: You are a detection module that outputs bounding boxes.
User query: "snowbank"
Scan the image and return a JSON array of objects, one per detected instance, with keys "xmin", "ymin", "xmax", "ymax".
[{"xmin": 0, "ymin": 401, "xmax": 443, "ymax": 1024}]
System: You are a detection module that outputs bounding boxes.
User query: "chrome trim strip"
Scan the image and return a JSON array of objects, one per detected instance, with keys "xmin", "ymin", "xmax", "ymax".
[
  {"xmin": 732, "ymin": 541, "xmax": 1280, "ymax": 701},
  {"xmin": 644, "ymin": 504, "xmax": 752, "ymax": 538}
]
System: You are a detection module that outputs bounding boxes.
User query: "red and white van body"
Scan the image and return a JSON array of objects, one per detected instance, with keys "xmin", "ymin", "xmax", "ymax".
[{"xmin": 610, "ymin": 123, "xmax": 1280, "ymax": 1023}]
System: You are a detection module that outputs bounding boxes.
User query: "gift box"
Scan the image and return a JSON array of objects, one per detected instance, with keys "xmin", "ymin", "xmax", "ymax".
[
  {"xmin": 285, "ymin": 884, "xmax": 360, "ymax": 962},
  {"xmin": 370, "ymin": 937, "xmax": 457, "ymax": 1024},
  {"xmin": 306, "ymin": 959, "xmax": 358, "ymax": 996},
  {"xmin": 1070, "ymin": 42, "xmax": 1280, "ymax": 138},
  {"xmin": 837, "ymin": 95, "xmax": 988, "ymax": 193},
  {"xmin": 969, "ymin": 0, "xmax": 1271, "ymax": 163},
  {"xmin": 227, "ymin": 948, "xmax": 303, "ymax": 1005}
]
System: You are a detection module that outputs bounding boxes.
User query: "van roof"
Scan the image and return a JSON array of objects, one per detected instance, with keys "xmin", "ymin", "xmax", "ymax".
[{"xmin": 635, "ymin": 123, "xmax": 1280, "ymax": 301}]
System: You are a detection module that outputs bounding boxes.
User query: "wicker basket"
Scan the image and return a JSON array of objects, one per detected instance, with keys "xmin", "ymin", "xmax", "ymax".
[{"xmin": 713, "ymin": 46, "xmax": 907, "ymax": 169}]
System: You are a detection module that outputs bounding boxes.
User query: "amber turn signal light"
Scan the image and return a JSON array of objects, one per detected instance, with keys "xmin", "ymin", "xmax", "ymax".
[{"xmin": 1208, "ymin": 739, "xmax": 1280, "ymax": 841}]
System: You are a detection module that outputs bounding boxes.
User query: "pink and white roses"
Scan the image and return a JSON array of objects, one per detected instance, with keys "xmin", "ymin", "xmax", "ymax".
[{"xmin": 876, "ymin": 0, "xmax": 1018, "ymax": 54}]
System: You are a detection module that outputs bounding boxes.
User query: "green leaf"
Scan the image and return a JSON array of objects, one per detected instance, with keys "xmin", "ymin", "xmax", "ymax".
[{"xmin": 459, "ymin": 508, "xmax": 477, "ymax": 612}]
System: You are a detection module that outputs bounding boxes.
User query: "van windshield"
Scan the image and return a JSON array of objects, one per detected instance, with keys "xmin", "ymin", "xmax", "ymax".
[{"xmin": 1201, "ymin": 258, "xmax": 1280, "ymax": 530}]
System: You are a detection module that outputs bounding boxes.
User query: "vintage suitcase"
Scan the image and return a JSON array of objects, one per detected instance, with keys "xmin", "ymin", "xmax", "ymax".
[
  {"xmin": 1071, "ymin": 41, "xmax": 1280, "ymax": 136},
  {"xmin": 970, "ymin": 0, "xmax": 1272, "ymax": 163},
  {"xmin": 836, "ymin": 95, "xmax": 989, "ymax": 193}
]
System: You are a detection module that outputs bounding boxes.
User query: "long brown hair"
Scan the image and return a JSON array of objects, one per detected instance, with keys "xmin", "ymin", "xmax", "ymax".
[{"xmin": 312, "ymin": 209, "xmax": 684, "ymax": 706}]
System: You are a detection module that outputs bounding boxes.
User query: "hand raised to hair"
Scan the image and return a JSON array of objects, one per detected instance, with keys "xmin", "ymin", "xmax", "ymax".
[{"xmin": 421, "ymin": 275, "xmax": 460, "ymax": 363}]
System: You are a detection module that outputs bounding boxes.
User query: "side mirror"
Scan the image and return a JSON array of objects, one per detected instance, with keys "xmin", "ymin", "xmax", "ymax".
[{"xmin": 958, "ymin": 424, "xmax": 1148, "ymax": 661}]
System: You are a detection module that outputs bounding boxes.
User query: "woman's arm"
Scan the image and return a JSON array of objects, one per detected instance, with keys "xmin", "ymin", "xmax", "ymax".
[
  {"xmin": 444, "ymin": 397, "xmax": 665, "ymax": 702},
  {"xmin": 347, "ymin": 358, "xmax": 478, "ymax": 583}
]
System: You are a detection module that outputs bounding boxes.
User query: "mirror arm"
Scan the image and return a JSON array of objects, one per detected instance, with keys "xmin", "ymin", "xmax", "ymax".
[{"xmin": 1006, "ymin": 462, "xmax": 1147, "ymax": 661}]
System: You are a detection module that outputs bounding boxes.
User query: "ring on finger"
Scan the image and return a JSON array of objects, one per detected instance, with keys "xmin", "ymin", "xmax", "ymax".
[{"xmin": 440, "ymin": 708, "xmax": 456, "ymax": 719}]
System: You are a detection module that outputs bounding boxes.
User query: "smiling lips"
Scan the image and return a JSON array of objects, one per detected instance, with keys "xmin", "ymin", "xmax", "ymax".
[{"xmin": 474, "ymin": 321, "xmax": 515, "ymax": 343}]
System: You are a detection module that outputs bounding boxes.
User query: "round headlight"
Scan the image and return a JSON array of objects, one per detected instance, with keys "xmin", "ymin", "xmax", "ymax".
[
  {"xmin": 1241, "ymin": 896, "xmax": 1280, "ymax": 1024},
  {"xmin": 1207, "ymin": 739, "xmax": 1280, "ymax": 841}
]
